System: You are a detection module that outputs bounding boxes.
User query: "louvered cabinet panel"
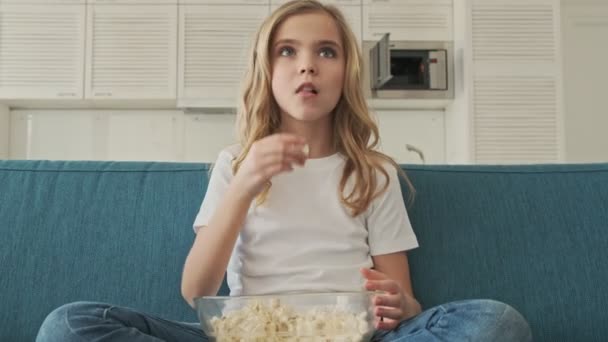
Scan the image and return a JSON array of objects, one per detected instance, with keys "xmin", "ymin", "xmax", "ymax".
[
  {"xmin": 470, "ymin": 0, "xmax": 563, "ymax": 163},
  {"xmin": 271, "ymin": 0, "xmax": 359, "ymax": 4},
  {"xmin": 0, "ymin": 0, "xmax": 85, "ymax": 3},
  {"xmin": 85, "ymin": 5, "xmax": 178, "ymax": 100},
  {"xmin": 89, "ymin": 0, "xmax": 177, "ymax": 3},
  {"xmin": 0, "ymin": 5, "xmax": 85, "ymax": 100},
  {"xmin": 473, "ymin": 75, "xmax": 559, "ymax": 163},
  {"xmin": 363, "ymin": 0, "xmax": 453, "ymax": 41},
  {"xmin": 472, "ymin": 1, "xmax": 556, "ymax": 63},
  {"xmin": 178, "ymin": 5, "xmax": 269, "ymax": 106},
  {"xmin": 180, "ymin": 0, "xmax": 267, "ymax": 4},
  {"xmin": 270, "ymin": 1, "xmax": 362, "ymax": 44}
]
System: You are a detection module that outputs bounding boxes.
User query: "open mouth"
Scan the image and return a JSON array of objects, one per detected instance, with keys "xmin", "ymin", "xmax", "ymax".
[{"xmin": 296, "ymin": 83, "xmax": 318, "ymax": 95}]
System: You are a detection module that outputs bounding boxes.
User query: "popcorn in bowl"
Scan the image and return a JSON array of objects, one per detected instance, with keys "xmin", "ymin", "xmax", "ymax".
[{"xmin": 195, "ymin": 292, "xmax": 376, "ymax": 342}]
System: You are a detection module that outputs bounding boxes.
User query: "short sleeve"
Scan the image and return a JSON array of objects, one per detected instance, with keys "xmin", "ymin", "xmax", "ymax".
[
  {"xmin": 192, "ymin": 149, "xmax": 235, "ymax": 233},
  {"xmin": 366, "ymin": 166, "xmax": 419, "ymax": 255}
]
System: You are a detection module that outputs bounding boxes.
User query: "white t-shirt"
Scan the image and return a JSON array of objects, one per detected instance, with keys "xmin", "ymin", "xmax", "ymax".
[{"xmin": 193, "ymin": 145, "xmax": 418, "ymax": 296}]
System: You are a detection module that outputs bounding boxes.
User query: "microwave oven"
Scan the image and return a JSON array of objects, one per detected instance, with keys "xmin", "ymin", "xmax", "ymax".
[{"xmin": 362, "ymin": 34, "xmax": 454, "ymax": 100}]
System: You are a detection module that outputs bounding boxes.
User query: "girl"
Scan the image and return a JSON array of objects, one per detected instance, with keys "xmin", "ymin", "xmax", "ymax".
[{"xmin": 36, "ymin": 1, "xmax": 532, "ymax": 341}]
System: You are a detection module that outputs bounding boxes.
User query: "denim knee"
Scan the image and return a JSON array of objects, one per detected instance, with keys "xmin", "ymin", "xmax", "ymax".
[
  {"xmin": 36, "ymin": 301, "xmax": 109, "ymax": 342},
  {"xmin": 470, "ymin": 299, "xmax": 533, "ymax": 342}
]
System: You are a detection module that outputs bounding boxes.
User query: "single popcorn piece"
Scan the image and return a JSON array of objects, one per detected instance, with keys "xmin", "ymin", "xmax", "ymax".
[
  {"xmin": 302, "ymin": 144, "xmax": 310, "ymax": 157},
  {"xmin": 208, "ymin": 298, "xmax": 372, "ymax": 342}
]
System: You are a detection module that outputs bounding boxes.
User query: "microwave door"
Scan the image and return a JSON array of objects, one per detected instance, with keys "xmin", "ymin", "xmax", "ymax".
[
  {"xmin": 428, "ymin": 50, "xmax": 448, "ymax": 90},
  {"xmin": 370, "ymin": 33, "xmax": 393, "ymax": 90}
]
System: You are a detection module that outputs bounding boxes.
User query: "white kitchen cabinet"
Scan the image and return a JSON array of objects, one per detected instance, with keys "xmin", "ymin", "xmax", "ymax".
[
  {"xmin": 103, "ymin": 110, "xmax": 183, "ymax": 161},
  {"xmin": 177, "ymin": 4, "xmax": 269, "ymax": 108},
  {"xmin": 469, "ymin": 0, "xmax": 563, "ymax": 163},
  {"xmin": 89, "ymin": 0, "xmax": 177, "ymax": 3},
  {"xmin": 85, "ymin": 4, "xmax": 178, "ymax": 100},
  {"xmin": 375, "ymin": 110, "xmax": 445, "ymax": 164},
  {"xmin": 270, "ymin": 0, "xmax": 362, "ymax": 44},
  {"xmin": 561, "ymin": 2, "xmax": 608, "ymax": 163},
  {"xmin": 271, "ymin": 0, "xmax": 359, "ymax": 4},
  {"xmin": 182, "ymin": 113, "xmax": 238, "ymax": 162},
  {"xmin": 9, "ymin": 109, "xmax": 185, "ymax": 161},
  {"xmin": 363, "ymin": 0, "xmax": 453, "ymax": 41},
  {"xmin": 0, "ymin": 105, "xmax": 9, "ymax": 159},
  {"xmin": 179, "ymin": 0, "xmax": 267, "ymax": 4},
  {"xmin": 0, "ymin": 0, "xmax": 85, "ymax": 3},
  {"xmin": 9, "ymin": 110, "xmax": 99, "ymax": 160},
  {"xmin": 0, "ymin": 4, "xmax": 85, "ymax": 100}
]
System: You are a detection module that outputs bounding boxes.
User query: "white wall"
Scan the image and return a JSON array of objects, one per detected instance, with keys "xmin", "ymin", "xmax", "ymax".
[
  {"xmin": 0, "ymin": 105, "xmax": 9, "ymax": 159},
  {"xmin": 561, "ymin": 2, "xmax": 608, "ymax": 162}
]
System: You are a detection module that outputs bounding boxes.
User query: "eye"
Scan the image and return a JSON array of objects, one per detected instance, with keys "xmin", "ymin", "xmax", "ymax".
[
  {"xmin": 319, "ymin": 47, "xmax": 337, "ymax": 58},
  {"xmin": 278, "ymin": 46, "xmax": 295, "ymax": 57}
]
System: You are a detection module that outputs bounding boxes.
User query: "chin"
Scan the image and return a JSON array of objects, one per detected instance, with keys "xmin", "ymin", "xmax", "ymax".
[
  {"xmin": 285, "ymin": 106, "xmax": 335, "ymax": 122},
  {"xmin": 288, "ymin": 111, "xmax": 329, "ymax": 122}
]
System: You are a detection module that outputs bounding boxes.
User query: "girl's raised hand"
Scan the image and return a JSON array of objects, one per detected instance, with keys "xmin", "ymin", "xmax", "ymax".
[{"xmin": 234, "ymin": 133, "xmax": 308, "ymax": 200}]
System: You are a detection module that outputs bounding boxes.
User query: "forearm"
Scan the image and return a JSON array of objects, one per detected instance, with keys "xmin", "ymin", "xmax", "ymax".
[{"xmin": 181, "ymin": 182, "xmax": 252, "ymax": 307}]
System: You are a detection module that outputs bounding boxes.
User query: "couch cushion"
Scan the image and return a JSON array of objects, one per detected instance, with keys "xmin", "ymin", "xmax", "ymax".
[
  {"xmin": 403, "ymin": 163, "xmax": 608, "ymax": 342},
  {"xmin": 0, "ymin": 160, "xmax": 229, "ymax": 342},
  {"xmin": 2, "ymin": 160, "xmax": 608, "ymax": 341}
]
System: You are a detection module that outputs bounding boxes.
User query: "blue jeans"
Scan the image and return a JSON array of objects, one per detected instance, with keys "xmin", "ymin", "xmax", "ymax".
[{"xmin": 36, "ymin": 299, "xmax": 532, "ymax": 341}]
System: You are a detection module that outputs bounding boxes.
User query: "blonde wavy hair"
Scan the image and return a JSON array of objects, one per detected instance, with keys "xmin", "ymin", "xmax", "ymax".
[{"xmin": 232, "ymin": 0, "xmax": 415, "ymax": 216}]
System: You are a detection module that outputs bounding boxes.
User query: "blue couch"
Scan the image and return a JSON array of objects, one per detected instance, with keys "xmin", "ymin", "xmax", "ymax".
[{"xmin": 1, "ymin": 160, "xmax": 607, "ymax": 341}]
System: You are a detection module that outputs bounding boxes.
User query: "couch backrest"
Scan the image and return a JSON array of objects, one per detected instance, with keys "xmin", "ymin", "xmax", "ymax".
[
  {"xmin": 0, "ymin": 160, "xmax": 217, "ymax": 342},
  {"xmin": 404, "ymin": 163, "xmax": 608, "ymax": 342},
  {"xmin": 1, "ymin": 160, "xmax": 607, "ymax": 342}
]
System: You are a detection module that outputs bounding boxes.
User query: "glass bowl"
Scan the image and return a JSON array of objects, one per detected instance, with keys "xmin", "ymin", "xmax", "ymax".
[{"xmin": 194, "ymin": 291, "xmax": 376, "ymax": 341}]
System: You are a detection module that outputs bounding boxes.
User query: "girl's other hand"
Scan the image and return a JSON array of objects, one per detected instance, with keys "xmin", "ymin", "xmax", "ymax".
[
  {"xmin": 234, "ymin": 133, "xmax": 308, "ymax": 200},
  {"xmin": 360, "ymin": 268, "xmax": 408, "ymax": 331}
]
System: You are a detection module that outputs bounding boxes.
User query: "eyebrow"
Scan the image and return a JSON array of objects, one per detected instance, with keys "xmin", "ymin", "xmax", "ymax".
[{"xmin": 273, "ymin": 39, "xmax": 342, "ymax": 49}]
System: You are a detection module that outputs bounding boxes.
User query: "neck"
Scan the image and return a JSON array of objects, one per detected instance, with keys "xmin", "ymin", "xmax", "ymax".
[{"xmin": 279, "ymin": 114, "xmax": 335, "ymax": 159}]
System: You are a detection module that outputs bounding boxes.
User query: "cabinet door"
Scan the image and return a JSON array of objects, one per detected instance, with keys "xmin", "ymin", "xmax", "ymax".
[
  {"xmin": 183, "ymin": 114, "xmax": 237, "ymax": 162},
  {"xmin": 10, "ymin": 109, "xmax": 184, "ymax": 161},
  {"xmin": 363, "ymin": 0, "xmax": 452, "ymax": 41},
  {"xmin": 85, "ymin": 4, "xmax": 178, "ymax": 100},
  {"xmin": 375, "ymin": 110, "xmax": 445, "ymax": 164},
  {"xmin": 0, "ymin": 0, "xmax": 85, "ymax": 3},
  {"xmin": 9, "ymin": 110, "xmax": 98, "ymax": 160},
  {"xmin": 562, "ymin": 3, "xmax": 608, "ymax": 162},
  {"xmin": 270, "ymin": 1, "xmax": 362, "ymax": 45},
  {"xmin": 0, "ymin": 4, "xmax": 85, "ymax": 100},
  {"xmin": 271, "ymin": 0, "xmax": 360, "ymax": 5},
  {"xmin": 178, "ymin": 5, "xmax": 268, "ymax": 107},
  {"xmin": 470, "ymin": 0, "xmax": 563, "ymax": 163},
  {"xmin": 89, "ymin": 0, "xmax": 177, "ymax": 3},
  {"xmin": 179, "ymin": 0, "xmax": 267, "ymax": 4},
  {"xmin": 103, "ymin": 110, "xmax": 183, "ymax": 161}
]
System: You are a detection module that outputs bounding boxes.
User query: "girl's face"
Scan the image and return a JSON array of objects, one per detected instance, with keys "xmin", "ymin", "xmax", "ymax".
[{"xmin": 270, "ymin": 12, "xmax": 346, "ymax": 125}]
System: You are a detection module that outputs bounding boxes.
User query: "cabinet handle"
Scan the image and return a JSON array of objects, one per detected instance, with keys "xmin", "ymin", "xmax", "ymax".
[
  {"xmin": 94, "ymin": 92, "xmax": 112, "ymax": 97},
  {"xmin": 57, "ymin": 92, "xmax": 76, "ymax": 97}
]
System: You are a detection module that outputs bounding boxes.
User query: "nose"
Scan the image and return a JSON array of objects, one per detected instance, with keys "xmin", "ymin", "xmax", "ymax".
[
  {"xmin": 299, "ymin": 53, "xmax": 316, "ymax": 75},
  {"xmin": 299, "ymin": 66, "xmax": 316, "ymax": 75}
]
